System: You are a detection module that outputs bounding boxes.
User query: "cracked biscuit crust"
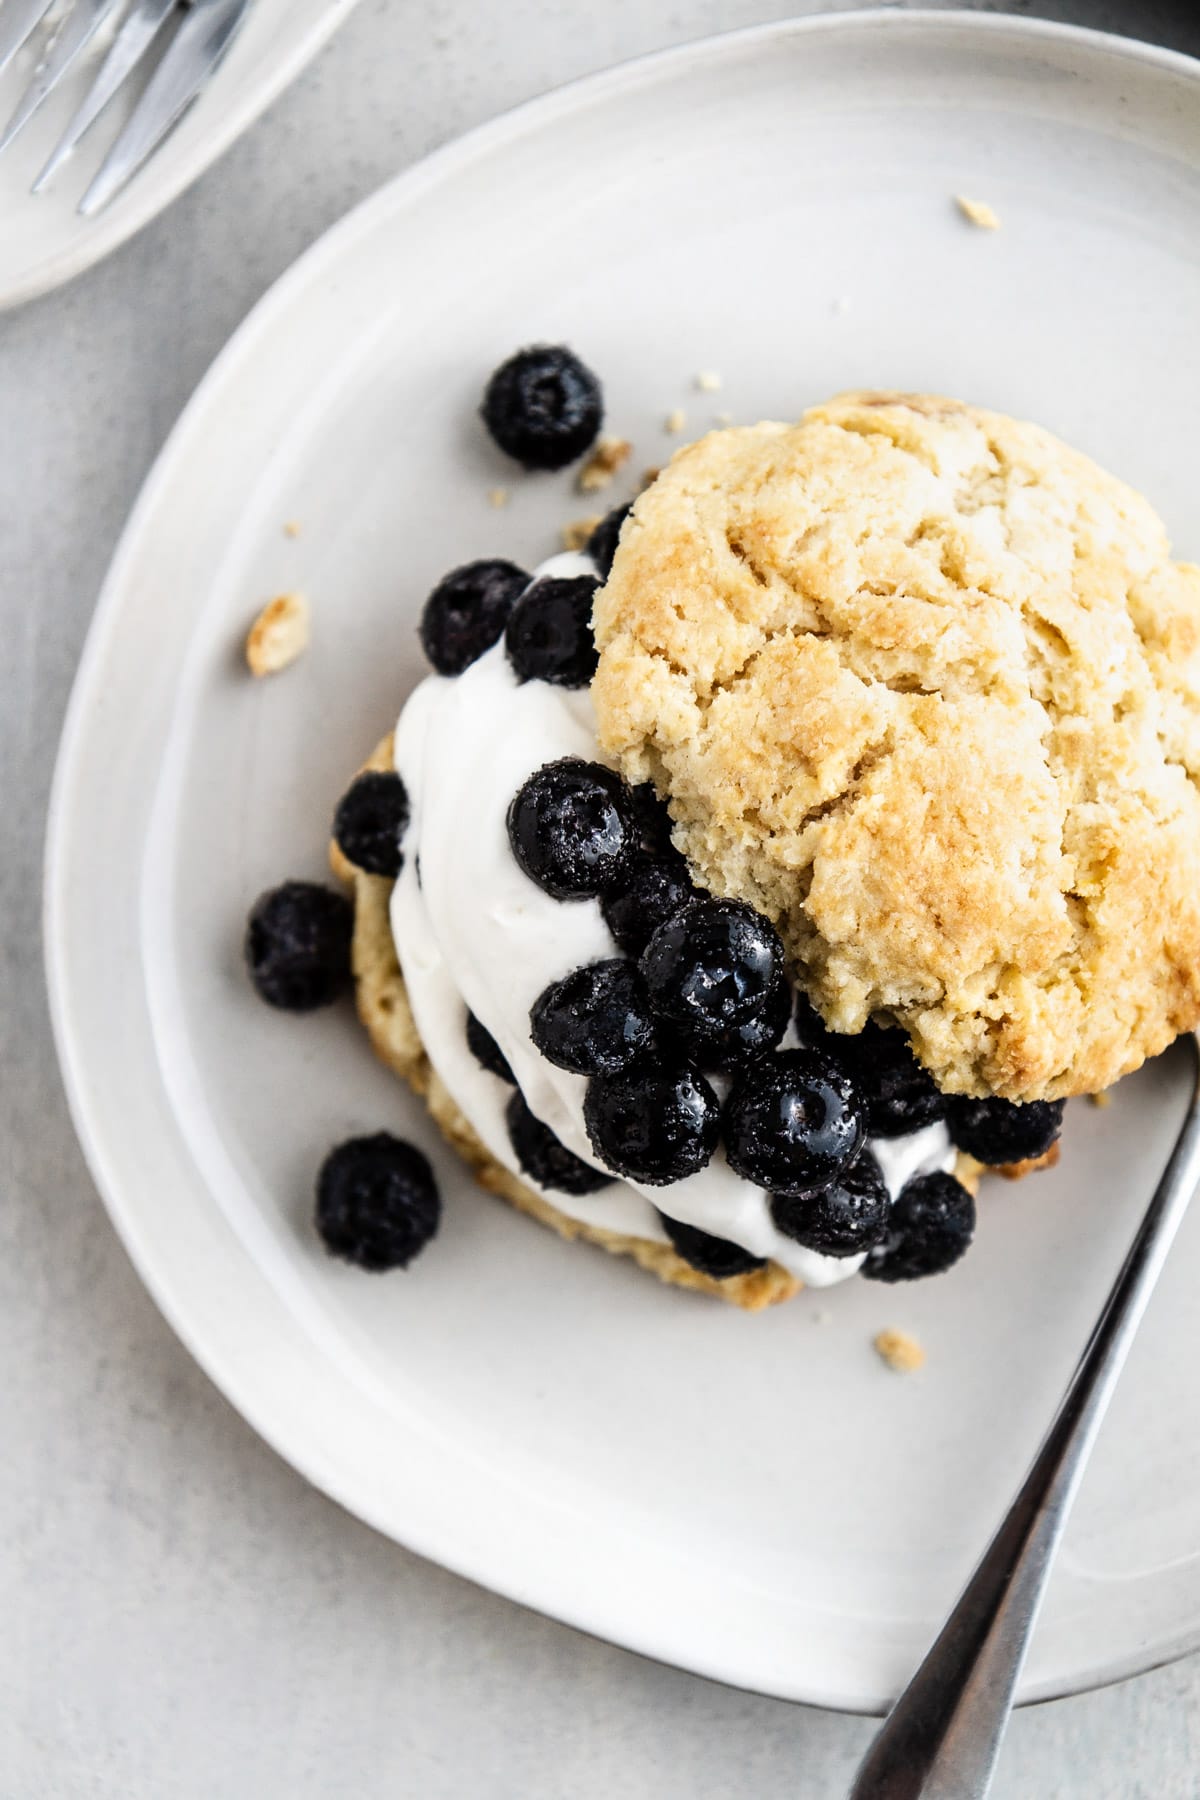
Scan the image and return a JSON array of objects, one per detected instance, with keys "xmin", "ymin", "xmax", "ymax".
[{"xmin": 592, "ymin": 392, "xmax": 1200, "ymax": 1100}]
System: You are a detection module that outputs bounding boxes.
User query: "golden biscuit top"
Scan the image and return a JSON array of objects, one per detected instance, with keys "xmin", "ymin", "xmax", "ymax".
[{"xmin": 591, "ymin": 392, "xmax": 1200, "ymax": 1100}]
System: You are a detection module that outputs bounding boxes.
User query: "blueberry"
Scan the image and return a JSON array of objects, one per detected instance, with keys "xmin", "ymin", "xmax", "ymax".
[
  {"xmin": 945, "ymin": 1096, "xmax": 1065, "ymax": 1166},
  {"xmin": 530, "ymin": 959, "xmax": 656, "ymax": 1076},
  {"xmin": 640, "ymin": 897, "xmax": 784, "ymax": 1034},
  {"xmin": 332, "ymin": 771, "xmax": 410, "ymax": 879},
  {"xmin": 506, "ymin": 1090, "xmax": 615, "ymax": 1195},
  {"xmin": 678, "ymin": 971, "xmax": 792, "ymax": 1074},
  {"xmin": 658, "ymin": 1212, "xmax": 766, "ymax": 1279},
  {"xmin": 507, "ymin": 758, "xmax": 637, "ymax": 899},
  {"xmin": 245, "ymin": 881, "xmax": 353, "ymax": 1012},
  {"xmin": 419, "ymin": 559, "xmax": 529, "ymax": 675},
  {"xmin": 315, "ymin": 1133, "xmax": 440, "ymax": 1271},
  {"xmin": 627, "ymin": 783, "xmax": 678, "ymax": 856},
  {"xmin": 587, "ymin": 502, "xmax": 632, "ymax": 579},
  {"xmin": 793, "ymin": 1005, "xmax": 944, "ymax": 1138},
  {"xmin": 769, "ymin": 1150, "xmax": 890, "ymax": 1256},
  {"xmin": 863, "ymin": 1170, "xmax": 976, "ymax": 1282},
  {"xmin": 466, "ymin": 1010, "xmax": 515, "ymax": 1084},
  {"xmin": 505, "ymin": 575, "xmax": 599, "ymax": 687},
  {"xmin": 723, "ymin": 1049, "xmax": 866, "ymax": 1193},
  {"xmin": 481, "ymin": 345, "xmax": 603, "ymax": 471},
  {"xmin": 584, "ymin": 1063, "xmax": 720, "ymax": 1186},
  {"xmin": 601, "ymin": 856, "xmax": 700, "ymax": 958}
]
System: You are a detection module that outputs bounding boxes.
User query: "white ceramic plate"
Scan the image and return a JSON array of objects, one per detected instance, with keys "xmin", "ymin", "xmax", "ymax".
[
  {"xmin": 0, "ymin": 0, "xmax": 361, "ymax": 311},
  {"xmin": 46, "ymin": 11, "xmax": 1200, "ymax": 1713}
]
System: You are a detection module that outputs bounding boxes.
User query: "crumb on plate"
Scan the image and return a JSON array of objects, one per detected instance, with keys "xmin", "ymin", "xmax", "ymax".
[
  {"xmin": 245, "ymin": 592, "xmax": 310, "ymax": 678},
  {"xmin": 955, "ymin": 194, "xmax": 1001, "ymax": 230},
  {"xmin": 714, "ymin": 410, "xmax": 733, "ymax": 428},
  {"xmin": 562, "ymin": 513, "xmax": 603, "ymax": 553},
  {"xmin": 695, "ymin": 370, "xmax": 722, "ymax": 393},
  {"xmin": 873, "ymin": 1328, "xmax": 926, "ymax": 1374},
  {"xmin": 578, "ymin": 434, "xmax": 632, "ymax": 493},
  {"xmin": 1090, "ymin": 1089, "xmax": 1113, "ymax": 1109},
  {"xmin": 283, "ymin": 520, "xmax": 302, "ymax": 540},
  {"xmin": 664, "ymin": 408, "xmax": 687, "ymax": 435},
  {"xmin": 487, "ymin": 486, "xmax": 510, "ymax": 509}
]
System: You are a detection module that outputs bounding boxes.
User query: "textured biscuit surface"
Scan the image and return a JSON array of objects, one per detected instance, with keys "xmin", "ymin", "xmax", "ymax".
[{"xmin": 592, "ymin": 393, "xmax": 1200, "ymax": 1100}]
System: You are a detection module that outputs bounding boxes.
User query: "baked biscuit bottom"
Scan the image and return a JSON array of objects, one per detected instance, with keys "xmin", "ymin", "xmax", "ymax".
[{"xmin": 331, "ymin": 735, "xmax": 1042, "ymax": 1310}]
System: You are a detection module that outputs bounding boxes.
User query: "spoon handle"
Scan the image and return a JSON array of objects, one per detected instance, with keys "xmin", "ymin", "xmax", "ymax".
[{"xmin": 850, "ymin": 1035, "xmax": 1200, "ymax": 1800}]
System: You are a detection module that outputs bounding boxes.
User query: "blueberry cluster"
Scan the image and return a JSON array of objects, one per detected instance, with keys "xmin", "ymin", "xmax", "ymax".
[{"xmin": 487, "ymin": 757, "xmax": 1068, "ymax": 1284}]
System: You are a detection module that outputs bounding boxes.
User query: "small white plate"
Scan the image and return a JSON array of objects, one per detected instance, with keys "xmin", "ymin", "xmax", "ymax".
[
  {"xmin": 45, "ymin": 11, "xmax": 1200, "ymax": 1712},
  {"xmin": 0, "ymin": 0, "xmax": 361, "ymax": 310}
]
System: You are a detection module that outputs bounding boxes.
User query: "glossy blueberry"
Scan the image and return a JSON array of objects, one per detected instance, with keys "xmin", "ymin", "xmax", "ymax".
[
  {"xmin": 332, "ymin": 771, "xmax": 410, "ymax": 878},
  {"xmin": 586, "ymin": 502, "xmax": 632, "ymax": 579},
  {"xmin": 944, "ymin": 1096, "xmax": 1065, "ymax": 1166},
  {"xmin": 505, "ymin": 575, "xmax": 599, "ymax": 687},
  {"xmin": 863, "ymin": 1170, "xmax": 976, "ymax": 1282},
  {"xmin": 683, "ymin": 972, "xmax": 792, "ymax": 1075},
  {"xmin": 466, "ymin": 1010, "xmax": 515, "ymax": 1085},
  {"xmin": 601, "ymin": 855, "xmax": 700, "ymax": 958},
  {"xmin": 245, "ymin": 880, "xmax": 353, "ymax": 1012},
  {"xmin": 657, "ymin": 1213, "xmax": 766, "ymax": 1280},
  {"xmin": 769, "ymin": 1150, "xmax": 891, "ymax": 1256},
  {"xmin": 481, "ymin": 345, "xmax": 603, "ymax": 470},
  {"xmin": 723, "ymin": 1049, "xmax": 866, "ymax": 1194},
  {"xmin": 418, "ymin": 559, "xmax": 529, "ymax": 675},
  {"xmin": 793, "ymin": 1005, "xmax": 944, "ymax": 1138},
  {"xmin": 506, "ymin": 1090, "xmax": 615, "ymax": 1195},
  {"xmin": 584, "ymin": 1063, "xmax": 721, "ymax": 1186},
  {"xmin": 506, "ymin": 758, "xmax": 637, "ymax": 899},
  {"xmin": 315, "ymin": 1133, "xmax": 441, "ymax": 1271},
  {"xmin": 530, "ymin": 959, "xmax": 656, "ymax": 1076},
  {"xmin": 640, "ymin": 897, "xmax": 784, "ymax": 1034}
]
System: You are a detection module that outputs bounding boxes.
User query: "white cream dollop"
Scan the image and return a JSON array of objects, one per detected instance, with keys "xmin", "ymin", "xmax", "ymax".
[{"xmin": 390, "ymin": 555, "xmax": 955, "ymax": 1287}]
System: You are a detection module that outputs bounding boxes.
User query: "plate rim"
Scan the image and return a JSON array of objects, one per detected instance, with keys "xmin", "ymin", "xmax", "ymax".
[
  {"xmin": 1, "ymin": 0, "xmax": 364, "ymax": 313},
  {"xmin": 44, "ymin": 5, "xmax": 1200, "ymax": 1714}
]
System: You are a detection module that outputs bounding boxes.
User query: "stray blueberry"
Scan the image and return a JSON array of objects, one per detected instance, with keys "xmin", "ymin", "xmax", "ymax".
[
  {"xmin": 481, "ymin": 345, "xmax": 603, "ymax": 471},
  {"xmin": 587, "ymin": 502, "xmax": 632, "ymax": 579},
  {"xmin": 505, "ymin": 575, "xmax": 599, "ymax": 687},
  {"xmin": 601, "ymin": 855, "xmax": 701, "ymax": 958},
  {"xmin": 530, "ymin": 959, "xmax": 656, "ymax": 1076},
  {"xmin": 863, "ymin": 1170, "xmax": 976, "ymax": 1282},
  {"xmin": 333, "ymin": 770, "xmax": 410, "ymax": 879},
  {"xmin": 466, "ymin": 1010, "xmax": 515, "ymax": 1084},
  {"xmin": 677, "ymin": 971, "xmax": 792, "ymax": 1075},
  {"xmin": 658, "ymin": 1212, "xmax": 766, "ymax": 1280},
  {"xmin": 419, "ymin": 559, "xmax": 529, "ymax": 675},
  {"xmin": 944, "ymin": 1096, "xmax": 1065, "ymax": 1166},
  {"xmin": 584, "ymin": 1062, "xmax": 720, "ymax": 1186},
  {"xmin": 315, "ymin": 1133, "xmax": 441, "ymax": 1271},
  {"xmin": 245, "ymin": 880, "xmax": 353, "ymax": 1012},
  {"xmin": 640, "ymin": 897, "xmax": 784, "ymax": 1034},
  {"xmin": 723, "ymin": 1049, "xmax": 866, "ymax": 1193},
  {"xmin": 769, "ymin": 1150, "xmax": 891, "ymax": 1256},
  {"xmin": 506, "ymin": 1090, "xmax": 614, "ymax": 1195},
  {"xmin": 507, "ymin": 758, "xmax": 637, "ymax": 899}
]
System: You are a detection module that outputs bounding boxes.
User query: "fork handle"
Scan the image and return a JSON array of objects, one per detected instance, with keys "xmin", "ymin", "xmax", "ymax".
[{"xmin": 850, "ymin": 1034, "xmax": 1200, "ymax": 1800}]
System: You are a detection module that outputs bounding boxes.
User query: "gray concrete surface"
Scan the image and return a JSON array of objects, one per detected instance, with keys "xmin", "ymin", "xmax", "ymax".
[{"xmin": 6, "ymin": 2, "xmax": 1200, "ymax": 1794}]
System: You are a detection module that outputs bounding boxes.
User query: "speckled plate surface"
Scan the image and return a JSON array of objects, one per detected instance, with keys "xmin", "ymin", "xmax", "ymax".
[
  {"xmin": 45, "ymin": 11, "xmax": 1200, "ymax": 1712},
  {"xmin": 0, "ymin": 0, "xmax": 361, "ymax": 311}
]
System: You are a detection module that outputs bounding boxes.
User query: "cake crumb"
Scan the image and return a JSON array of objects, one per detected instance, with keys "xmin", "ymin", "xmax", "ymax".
[
  {"xmin": 487, "ymin": 486, "xmax": 510, "ymax": 509},
  {"xmin": 664, "ymin": 408, "xmax": 687, "ymax": 435},
  {"xmin": 874, "ymin": 1328, "xmax": 926, "ymax": 1374},
  {"xmin": 578, "ymin": 434, "xmax": 632, "ymax": 493},
  {"xmin": 1090, "ymin": 1089, "xmax": 1113, "ymax": 1109},
  {"xmin": 695, "ymin": 370, "xmax": 722, "ymax": 393},
  {"xmin": 956, "ymin": 194, "xmax": 1001, "ymax": 231},
  {"xmin": 245, "ymin": 593, "xmax": 310, "ymax": 678},
  {"xmin": 283, "ymin": 520, "xmax": 302, "ymax": 539},
  {"xmin": 562, "ymin": 513, "xmax": 603, "ymax": 553}
]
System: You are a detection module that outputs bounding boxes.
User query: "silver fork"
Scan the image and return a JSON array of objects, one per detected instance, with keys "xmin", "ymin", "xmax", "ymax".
[
  {"xmin": 0, "ymin": 0, "xmax": 252, "ymax": 215},
  {"xmin": 850, "ymin": 1031, "xmax": 1200, "ymax": 1799}
]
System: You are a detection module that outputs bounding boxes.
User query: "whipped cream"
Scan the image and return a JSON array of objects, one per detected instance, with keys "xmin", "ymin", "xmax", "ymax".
[{"xmin": 390, "ymin": 553, "xmax": 954, "ymax": 1287}]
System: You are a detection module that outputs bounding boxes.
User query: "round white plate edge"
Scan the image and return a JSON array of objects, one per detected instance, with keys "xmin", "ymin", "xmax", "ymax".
[
  {"xmin": 1, "ymin": 0, "xmax": 364, "ymax": 313},
  {"xmin": 42, "ymin": 8, "xmax": 1200, "ymax": 1714}
]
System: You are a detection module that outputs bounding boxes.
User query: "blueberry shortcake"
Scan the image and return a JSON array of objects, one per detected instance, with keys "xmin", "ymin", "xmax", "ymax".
[{"xmin": 318, "ymin": 388, "xmax": 1200, "ymax": 1306}]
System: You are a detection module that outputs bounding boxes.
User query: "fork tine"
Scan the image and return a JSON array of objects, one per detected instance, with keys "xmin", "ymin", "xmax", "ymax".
[
  {"xmin": 0, "ymin": 0, "xmax": 56, "ymax": 83},
  {"xmin": 0, "ymin": 0, "xmax": 127, "ymax": 157},
  {"xmin": 32, "ymin": 0, "xmax": 178, "ymax": 193},
  {"xmin": 79, "ymin": 0, "xmax": 250, "ymax": 217}
]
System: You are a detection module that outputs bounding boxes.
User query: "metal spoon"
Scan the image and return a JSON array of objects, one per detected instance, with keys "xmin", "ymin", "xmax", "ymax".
[{"xmin": 850, "ymin": 1032, "xmax": 1200, "ymax": 1800}]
